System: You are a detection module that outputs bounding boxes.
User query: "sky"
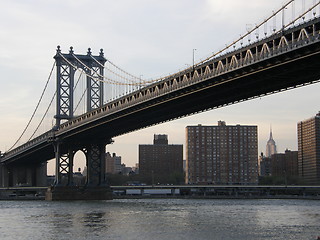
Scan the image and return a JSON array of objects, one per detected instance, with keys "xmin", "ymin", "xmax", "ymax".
[{"xmin": 0, "ymin": 0, "xmax": 320, "ymax": 175}]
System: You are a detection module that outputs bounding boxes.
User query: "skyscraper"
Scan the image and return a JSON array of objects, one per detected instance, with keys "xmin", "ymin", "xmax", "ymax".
[
  {"xmin": 139, "ymin": 134, "xmax": 183, "ymax": 184},
  {"xmin": 186, "ymin": 121, "xmax": 258, "ymax": 185},
  {"xmin": 298, "ymin": 113, "xmax": 320, "ymax": 185},
  {"xmin": 266, "ymin": 128, "xmax": 277, "ymax": 157}
]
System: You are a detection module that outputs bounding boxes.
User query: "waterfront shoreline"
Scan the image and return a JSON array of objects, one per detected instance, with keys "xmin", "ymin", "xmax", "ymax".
[
  {"xmin": 1, "ymin": 185, "xmax": 320, "ymax": 201},
  {"xmin": 1, "ymin": 194, "xmax": 320, "ymax": 201},
  {"xmin": 113, "ymin": 195, "xmax": 320, "ymax": 200}
]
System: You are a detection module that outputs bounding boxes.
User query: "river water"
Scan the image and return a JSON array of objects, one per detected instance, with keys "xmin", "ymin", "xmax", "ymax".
[{"xmin": 0, "ymin": 199, "xmax": 319, "ymax": 240}]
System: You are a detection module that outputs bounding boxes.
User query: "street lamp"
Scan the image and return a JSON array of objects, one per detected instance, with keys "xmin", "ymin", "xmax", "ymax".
[
  {"xmin": 139, "ymin": 75, "xmax": 143, "ymax": 91},
  {"xmin": 193, "ymin": 48, "xmax": 197, "ymax": 70},
  {"xmin": 282, "ymin": 6, "xmax": 288, "ymax": 32}
]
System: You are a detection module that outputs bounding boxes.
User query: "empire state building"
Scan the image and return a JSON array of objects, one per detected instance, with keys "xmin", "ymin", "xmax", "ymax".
[{"xmin": 266, "ymin": 129, "xmax": 277, "ymax": 157}]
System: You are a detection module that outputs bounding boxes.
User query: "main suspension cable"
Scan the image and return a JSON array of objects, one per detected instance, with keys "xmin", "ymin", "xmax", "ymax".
[
  {"xmin": 8, "ymin": 61, "xmax": 56, "ymax": 151},
  {"xmin": 60, "ymin": 0, "xmax": 316, "ymax": 89},
  {"xmin": 89, "ymin": 0, "xmax": 298, "ymax": 86},
  {"xmin": 28, "ymin": 91, "xmax": 56, "ymax": 141},
  {"xmin": 90, "ymin": 55, "xmax": 141, "ymax": 84}
]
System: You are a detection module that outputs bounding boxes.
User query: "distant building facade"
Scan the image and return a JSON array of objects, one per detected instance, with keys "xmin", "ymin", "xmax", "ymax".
[
  {"xmin": 139, "ymin": 134, "xmax": 183, "ymax": 184},
  {"xmin": 132, "ymin": 163, "xmax": 139, "ymax": 174},
  {"xmin": 271, "ymin": 150, "xmax": 298, "ymax": 177},
  {"xmin": 120, "ymin": 164, "xmax": 133, "ymax": 175},
  {"xmin": 271, "ymin": 153, "xmax": 286, "ymax": 177},
  {"xmin": 298, "ymin": 113, "xmax": 320, "ymax": 185},
  {"xmin": 284, "ymin": 149, "xmax": 299, "ymax": 177},
  {"xmin": 266, "ymin": 129, "xmax": 277, "ymax": 157},
  {"xmin": 105, "ymin": 152, "xmax": 122, "ymax": 174},
  {"xmin": 259, "ymin": 153, "xmax": 272, "ymax": 177},
  {"xmin": 260, "ymin": 148, "xmax": 298, "ymax": 185},
  {"xmin": 186, "ymin": 121, "xmax": 258, "ymax": 185}
]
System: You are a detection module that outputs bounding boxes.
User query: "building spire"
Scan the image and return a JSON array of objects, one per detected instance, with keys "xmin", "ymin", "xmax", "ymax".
[
  {"xmin": 266, "ymin": 125, "xmax": 277, "ymax": 157},
  {"xmin": 269, "ymin": 125, "xmax": 273, "ymax": 140}
]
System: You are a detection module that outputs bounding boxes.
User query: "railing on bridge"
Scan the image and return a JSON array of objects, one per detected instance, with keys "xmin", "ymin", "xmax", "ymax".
[{"xmin": 1, "ymin": 131, "xmax": 54, "ymax": 160}]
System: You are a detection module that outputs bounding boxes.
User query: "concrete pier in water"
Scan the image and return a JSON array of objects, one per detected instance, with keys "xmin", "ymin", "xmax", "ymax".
[{"xmin": 45, "ymin": 186, "xmax": 113, "ymax": 201}]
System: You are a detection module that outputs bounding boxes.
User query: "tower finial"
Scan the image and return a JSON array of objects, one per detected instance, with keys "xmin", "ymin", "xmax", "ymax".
[{"xmin": 100, "ymin": 48, "xmax": 104, "ymax": 57}]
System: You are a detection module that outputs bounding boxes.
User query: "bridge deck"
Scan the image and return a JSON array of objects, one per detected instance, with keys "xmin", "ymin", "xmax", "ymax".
[{"xmin": 2, "ymin": 17, "xmax": 320, "ymax": 165}]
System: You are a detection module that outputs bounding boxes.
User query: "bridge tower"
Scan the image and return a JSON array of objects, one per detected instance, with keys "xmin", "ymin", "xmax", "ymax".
[
  {"xmin": 46, "ymin": 47, "xmax": 112, "ymax": 200},
  {"xmin": 54, "ymin": 46, "xmax": 106, "ymax": 128}
]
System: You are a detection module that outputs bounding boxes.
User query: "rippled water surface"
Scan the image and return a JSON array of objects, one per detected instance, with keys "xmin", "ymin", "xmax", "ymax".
[{"xmin": 0, "ymin": 199, "xmax": 319, "ymax": 240}]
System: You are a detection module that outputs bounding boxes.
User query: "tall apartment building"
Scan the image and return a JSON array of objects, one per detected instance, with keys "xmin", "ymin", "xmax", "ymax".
[
  {"xmin": 139, "ymin": 134, "xmax": 183, "ymax": 184},
  {"xmin": 298, "ymin": 113, "xmax": 320, "ymax": 185},
  {"xmin": 186, "ymin": 121, "xmax": 258, "ymax": 185},
  {"xmin": 105, "ymin": 152, "xmax": 122, "ymax": 174}
]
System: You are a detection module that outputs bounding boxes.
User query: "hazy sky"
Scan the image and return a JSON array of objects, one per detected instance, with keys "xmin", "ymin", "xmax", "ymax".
[{"xmin": 0, "ymin": 0, "xmax": 319, "ymax": 175}]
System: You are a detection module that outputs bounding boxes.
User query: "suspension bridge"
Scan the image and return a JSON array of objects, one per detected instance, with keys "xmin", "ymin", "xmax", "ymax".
[{"xmin": 1, "ymin": 0, "xmax": 320, "ymax": 200}]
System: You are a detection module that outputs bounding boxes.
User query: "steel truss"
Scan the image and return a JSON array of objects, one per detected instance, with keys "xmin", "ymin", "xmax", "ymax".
[
  {"xmin": 54, "ymin": 142, "xmax": 107, "ymax": 186},
  {"xmin": 53, "ymin": 46, "xmax": 107, "ymax": 187},
  {"xmin": 54, "ymin": 46, "xmax": 106, "ymax": 128}
]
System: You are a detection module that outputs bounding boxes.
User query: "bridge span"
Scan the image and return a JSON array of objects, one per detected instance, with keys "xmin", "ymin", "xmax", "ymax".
[
  {"xmin": 3, "ymin": 18, "xmax": 320, "ymax": 164},
  {"xmin": 1, "ymin": 6, "xmax": 320, "ymax": 200}
]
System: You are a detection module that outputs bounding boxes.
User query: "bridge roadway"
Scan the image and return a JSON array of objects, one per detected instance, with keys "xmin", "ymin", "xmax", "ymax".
[{"xmin": 2, "ymin": 17, "xmax": 320, "ymax": 165}]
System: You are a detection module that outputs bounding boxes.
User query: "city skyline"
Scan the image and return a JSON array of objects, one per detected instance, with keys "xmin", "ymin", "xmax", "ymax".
[{"xmin": 0, "ymin": 0, "xmax": 320, "ymax": 175}]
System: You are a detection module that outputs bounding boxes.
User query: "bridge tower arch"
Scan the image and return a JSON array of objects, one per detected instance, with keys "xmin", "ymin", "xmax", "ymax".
[{"xmin": 53, "ymin": 141, "xmax": 110, "ymax": 187}]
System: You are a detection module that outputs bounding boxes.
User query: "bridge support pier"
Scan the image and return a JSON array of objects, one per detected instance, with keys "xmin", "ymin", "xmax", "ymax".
[
  {"xmin": 45, "ymin": 185, "xmax": 112, "ymax": 201},
  {"xmin": 0, "ymin": 163, "xmax": 47, "ymax": 187},
  {"xmin": 0, "ymin": 164, "xmax": 9, "ymax": 187},
  {"xmin": 86, "ymin": 143, "xmax": 107, "ymax": 186},
  {"xmin": 47, "ymin": 140, "xmax": 112, "ymax": 200},
  {"xmin": 53, "ymin": 143, "xmax": 75, "ymax": 186}
]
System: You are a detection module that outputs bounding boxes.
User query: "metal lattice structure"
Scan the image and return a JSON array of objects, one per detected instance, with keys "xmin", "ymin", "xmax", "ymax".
[
  {"xmin": 53, "ymin": 47, "xmax": 107, "ymax": 186},
  {"xmin": 86, "ymin": 143, "xmax": 106, "ymax": 186},
  {"xmin": 54, "ymin": 46, "xmax": 106, "ymax": 128}
]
